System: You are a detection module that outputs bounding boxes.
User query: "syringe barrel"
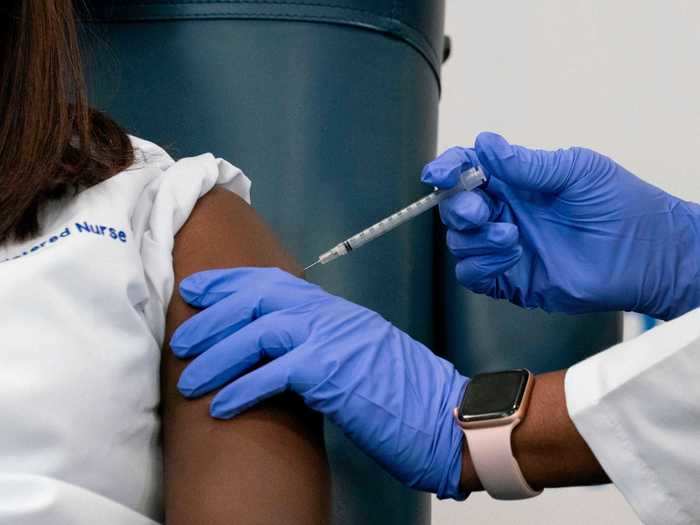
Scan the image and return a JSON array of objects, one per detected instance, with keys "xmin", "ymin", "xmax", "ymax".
[
  {"xmin": 344, "ymin": 167, "xmax": 486, "ymax": 251},
  {"xmin": 344, "ymin": 190, "xmax": 445, "ymax": 250}
]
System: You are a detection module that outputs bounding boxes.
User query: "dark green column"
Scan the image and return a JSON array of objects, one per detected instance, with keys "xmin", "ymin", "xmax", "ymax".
[{"xmin": 83, "ymin": 2, "xmax": 445, "ymax": 523}]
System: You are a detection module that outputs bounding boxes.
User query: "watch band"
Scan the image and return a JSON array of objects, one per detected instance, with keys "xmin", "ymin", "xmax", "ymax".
[{"xmin": 462, "ymin": 422, "xmax": 542, "ymax": 500}]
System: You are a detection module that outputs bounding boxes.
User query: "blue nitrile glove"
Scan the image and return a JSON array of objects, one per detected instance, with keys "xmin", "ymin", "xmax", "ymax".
[
  {"xmin": 171, "ymin": 267, "xmax": 470, "ymax": 500},
  {"xmin": 422, "ymin": 132, "xmax": 700, "ymax": 320}
]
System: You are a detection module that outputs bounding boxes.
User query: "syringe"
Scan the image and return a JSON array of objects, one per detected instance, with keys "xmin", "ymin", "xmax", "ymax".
[{"xmin": 304, "ymin": 166, "xmax": 487, "ymax": 271}]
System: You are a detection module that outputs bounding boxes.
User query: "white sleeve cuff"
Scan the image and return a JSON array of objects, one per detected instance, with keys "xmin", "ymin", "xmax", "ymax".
[{"xmin": 565, "ymin": 308, "xmax": 700, "ymax": 525}]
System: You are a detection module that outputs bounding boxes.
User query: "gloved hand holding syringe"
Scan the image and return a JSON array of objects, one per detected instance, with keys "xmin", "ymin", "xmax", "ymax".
[{"xmin": 304, "ymin": 166, "xmax": 487, "ymax": 271}]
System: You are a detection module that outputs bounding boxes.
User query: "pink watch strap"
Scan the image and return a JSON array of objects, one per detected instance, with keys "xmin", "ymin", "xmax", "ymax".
[{"xmin": 463, "ymin": 422, "xmax": 542, "ymax": 500}]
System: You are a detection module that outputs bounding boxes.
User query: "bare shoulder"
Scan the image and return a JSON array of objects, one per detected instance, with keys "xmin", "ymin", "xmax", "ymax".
[
  {"xmin": 173, "ymin": 186, "xmax": 302, "ymax": 275},
  {"xmin": 162, "ymin": 186, "xmax": 329, "ymax": 525}
]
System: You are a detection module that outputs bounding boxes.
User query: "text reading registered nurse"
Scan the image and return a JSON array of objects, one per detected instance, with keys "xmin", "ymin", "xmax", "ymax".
[{"xmin": 172, "ymin": 134, "xmax": 700, "ymax": 525}]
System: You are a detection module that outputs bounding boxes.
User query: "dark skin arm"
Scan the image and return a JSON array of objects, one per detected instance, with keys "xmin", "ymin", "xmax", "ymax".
[
  {"xmin": 161, "ymin": 187, "xmax": 330, "ymax": 524},
  {"xmin": 460, "ymin": 370, "xmax": 611, "ymax": 493}
]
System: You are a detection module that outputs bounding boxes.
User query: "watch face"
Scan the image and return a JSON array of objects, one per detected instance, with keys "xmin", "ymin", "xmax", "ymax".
[{"xmin": 458, "ymin": 369, "xmax": 529, "ymax": 423}]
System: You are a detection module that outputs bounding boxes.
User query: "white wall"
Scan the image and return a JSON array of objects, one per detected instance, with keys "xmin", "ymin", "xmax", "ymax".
[
  {"xmin": 438, "ymin": 0, "xmax": 700, "ymax": 201},
  {"xmin": 433, "ymin": 1, "xmax": 700, "ymax": 523}
]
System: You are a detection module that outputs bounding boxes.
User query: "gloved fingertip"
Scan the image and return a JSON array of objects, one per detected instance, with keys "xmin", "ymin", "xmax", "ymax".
[
  {"xmin": 211, "ymin": 409, "xmax": 234, "ymax": 420},
  {"xmin": 475, "ymin": 132, "xmax": 514, "ymax": 161},
  {"xmin": 210, "ymin": 397, "xmax": 241, "ymax": 419},
  {"xmin": 179, "ymin": 275, "xmax": 207, "ymax": 306},
  {"xmin": 179, "ymin": 268, "xmax": 258, "ymax": 307},
  {"xmin": 444, "ymin": 228, "xmax": 460, "ymax": 249},
  {"xmin": 474, "ymin": 197, "xmax": 491, "ymax": 226},
  {"xmin": 454, "ymin": 244, "xmax": 523, "ymax": 287},
  {"xmin": 419, "ymin": 163, "xmax": 433, "ymax": 183},
  {"xmin": 420, "ymin": 165, "xmax": 450, "ymax": 187},
  {"xmin": 422, "ymin": 146, "xmax": 476, "ymax": 188},
  {"xmin": 169, "ymin": 326, "xmax": 193, "ymax": 358},
  {"xmin": 176, "ymin": 376, "xmax": 200, "ymax": 398},
  {"xmin": 169, "ymin": 340, "xmax": 191, "ymax": 359},
  {"xmin": 489, "ymin": 222, "xmax": 519, "ymax": 247},
  {"xmin": 439, "ymin": 191, "xmax": 490, "ymax": 231}
]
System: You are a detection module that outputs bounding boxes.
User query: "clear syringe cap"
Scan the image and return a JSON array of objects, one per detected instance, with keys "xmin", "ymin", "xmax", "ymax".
[{"xmin": 457, "ymin": 166, "xmax": 487, "ymax": 192}]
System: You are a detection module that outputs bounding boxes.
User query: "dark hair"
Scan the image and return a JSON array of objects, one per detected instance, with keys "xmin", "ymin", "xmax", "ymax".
[{"xmin": 0, "ymin": 0, "xmax": 134, "ymax": 242}]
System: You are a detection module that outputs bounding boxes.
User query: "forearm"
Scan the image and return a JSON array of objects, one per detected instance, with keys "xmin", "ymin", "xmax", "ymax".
[{"xmin": 460, "ymin": 370, "xmax": 609, "ymax": 493}]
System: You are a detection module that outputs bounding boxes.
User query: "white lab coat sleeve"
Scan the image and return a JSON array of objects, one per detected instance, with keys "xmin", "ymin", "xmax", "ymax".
[{"xmin": 565, "ymin": 307, "xmax": 700, "ymax": 525}]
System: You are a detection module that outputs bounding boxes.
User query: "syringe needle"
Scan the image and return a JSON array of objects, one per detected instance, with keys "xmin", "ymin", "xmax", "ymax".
[{"xmin": 303, "ymin": 260, "xmax": 321, "ymax": 272}]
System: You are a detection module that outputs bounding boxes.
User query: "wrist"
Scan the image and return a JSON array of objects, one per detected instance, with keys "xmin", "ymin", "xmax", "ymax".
[
  {"xmin": 436, "ymin": 373, "xmax": 472, "ymax": 500},
  {"xmin": 644, "ymin": 199, "xmax": 700, "ymax": 320},
  {"xmin": 511, "ymin": 371, "xmax": 609, "ymax": 488},
  {"xmin": 683, "ymin": 201, "xmax": 700, "ymax": 314},
  {"xmin": 459, "ymin": 433, "xmax": 483, "ymax": 493},
  {"xmin": 458, "ymin": 369, "xmax": 610, "ymax": 495}
]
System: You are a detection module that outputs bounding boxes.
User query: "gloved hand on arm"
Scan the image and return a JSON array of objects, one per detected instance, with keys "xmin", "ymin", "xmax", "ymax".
[
  {"xmin": 422, "ymin": 132, "xmax": 700, "ymax": 320},
  {"xmin": 170, "ymin": 268, "xmax": 470, "ymax": 500}
]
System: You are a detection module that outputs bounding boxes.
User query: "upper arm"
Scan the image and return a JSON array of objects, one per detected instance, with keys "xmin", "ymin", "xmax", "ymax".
[{"xmin": 161, "ymin": 187, "xmax": 330, "ymax": 524}]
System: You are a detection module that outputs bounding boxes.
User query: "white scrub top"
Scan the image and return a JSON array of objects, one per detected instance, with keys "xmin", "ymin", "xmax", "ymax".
[
  {"xmin": 566, "ymin": 306, "xmax": 700, "ymax": 525},
  {"xmin": 0, "ymin": 137, "xmax": 251, "ymax": 524}
]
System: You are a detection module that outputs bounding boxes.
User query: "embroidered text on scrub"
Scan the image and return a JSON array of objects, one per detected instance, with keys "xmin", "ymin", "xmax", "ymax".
[
  {"xmin": 74, "ymin": 221, "xmax": 128, "ymax": 242},
  {"xmin": 0, "ymin": 221, "xmax": 128, "ymax": 264}
]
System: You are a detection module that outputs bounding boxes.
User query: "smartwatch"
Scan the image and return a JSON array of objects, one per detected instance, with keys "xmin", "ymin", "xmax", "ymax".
[{"xmin": 453, "ymin": 369, "xmax": 542, "ymax": 500}]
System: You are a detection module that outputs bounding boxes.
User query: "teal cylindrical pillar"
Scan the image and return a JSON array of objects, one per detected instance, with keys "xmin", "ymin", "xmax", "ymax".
[{"xmin": 84, "ymin": 1, "xmax": 445, "ymax": 523}]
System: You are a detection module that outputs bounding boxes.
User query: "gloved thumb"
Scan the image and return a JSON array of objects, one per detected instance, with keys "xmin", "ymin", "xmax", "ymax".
[
  {"xmin": 475, "ymin": 132, "xmax": 575, "ymax": 194},
  {"xmin": 421, "ymin": 146, "xmax": 480, "ymax": 189}
]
